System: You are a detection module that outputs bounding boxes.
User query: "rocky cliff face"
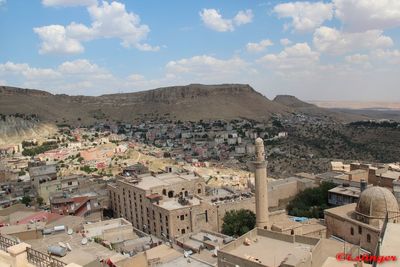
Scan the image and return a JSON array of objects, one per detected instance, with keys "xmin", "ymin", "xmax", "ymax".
[
  {"xmin": 273, "ymin": 95, "xmax": 314, "ymax": 108},
  {"xmin": 0, "ymin": 84, "xmax": 362, "ymax": 126},
  {"xmin": 0, "ymin": 115, "xmax": 56, "ymax": 145},
  {"xmin": 0, "ymin": 84, "xmax": 291, "ymax": 124}
]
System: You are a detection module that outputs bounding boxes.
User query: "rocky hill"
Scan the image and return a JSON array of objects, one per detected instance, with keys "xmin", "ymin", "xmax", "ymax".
[
  {"xmin": 0, "ymin": 84, "xmax": 364, "ymax": 126},
  {"xmin": 273, "ymin": 94, "xmax": 366, "ymax": 121},
  {"xmin": 273, "ymin": 95, "xmax": 315, "ymax": 108},
  {"xmin": 0, "ymin": 115, "xmax": 56, "ymax": 145},
  {"xmin": 0, "ymin": 84, "xmax": 286, "ymax": 125}
]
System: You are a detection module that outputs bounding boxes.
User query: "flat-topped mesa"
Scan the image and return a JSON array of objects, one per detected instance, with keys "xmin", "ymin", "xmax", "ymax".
[{"xmin": 253, "ymin": 137, "xmax": 269, "ymax": 229}]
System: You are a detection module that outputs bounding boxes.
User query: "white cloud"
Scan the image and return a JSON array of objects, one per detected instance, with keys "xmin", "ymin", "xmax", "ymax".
[
  {"xmin": 273, "ymin": 1, "xmax": 333, "ymax": 32},
  {"xmin": 33, "ymin": 25, "xmax": 84, "ymax": 54},
  {"xmin": 258, "ymin": 43, "xmax": 319, "ymax": 74},
  {"xmin": 345, "ymin": 54, "xmax": 369, "ymax": 64},
  {"xmin": 0, "ymin": 0, "xmax": 6, "ymax": 7},
  {"xmin": 280, "ymin": 38, "xmax": 292, "ymax": 46},
  {"xmin": 165, "ymin": 55, "xmax": 257, "ymax": 85},
  {"xmin": 58, "ymin": 59, "xmax": 106, "ymax": 75},
  {"xmin": 246, "ymin": 39, "xmax": 273, "ymax": 53},
  {"xmin": 0, "ymin": 62, "xmax": 60, "ymax": 80},
  {"xmin": 0, "ymin": 60, "xmax": 117, "ymax": 95},
  {"xmin": 371, "ymin": 49, "xmax": 400, "ymax": 64},
  {"xmin": 199, "ymin": 9, "xmax": 234, "ymax": 32},
  {"xmin": 334, "ymin": 0, "xmax": 400, "ymax": 31},
  {"xmin": 34, "ymin": 1, "xmax": 157, "ymax": 54},
  {"xmin": 313, "ymin": 26, "xmax": 393, "ymax": 54},
  {"xmin": 127, "ymin": 74, "xmax": 145, "ymax": 81},
  {"xmin": 234, "ymin": 9, "xmax": 254, "ymax": 26},
  {"xmin": 135, "ymin": 43, "xmax": 160, "ymax": 52},
  {"xmin": 2, "ymin": 51, "xmax": 400, "ymax": 101},
  {"xmin": 42, "ymin": 0, "xmax": 97, "ymax": 7},
  {"xmin": 199, "ymin": 8, "xmax": 253, "ymax": 32},
  {"xmin": 167, "ymin": 55, "xmax": 248, "ymax": 74}
]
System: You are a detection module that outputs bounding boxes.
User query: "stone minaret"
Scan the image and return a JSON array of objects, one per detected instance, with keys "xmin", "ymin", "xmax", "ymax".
[{"xmin": 254, "ymin": 137, "xmax": 269, "ymax": 229}]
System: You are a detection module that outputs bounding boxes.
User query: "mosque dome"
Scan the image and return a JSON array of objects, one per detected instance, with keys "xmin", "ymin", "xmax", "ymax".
[{"xmin": 356, "ymin": 186, "xmax": 399, "ymax": 219}]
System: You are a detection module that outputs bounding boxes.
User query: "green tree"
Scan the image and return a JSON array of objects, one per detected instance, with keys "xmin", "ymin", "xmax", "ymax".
[
  {"xmin": 21, "ymin": 196, "xmax": 32, "ymax": 206},
  {"xmin": 286, "ymin": 181, "xmax": 335, "ymax": 218},
  {"xmin": 36, "ymin": 196, "xmax": 44, "ymax": 206},
  {"xmin": 222, "ymin": 209, "xmax": 256, "ymax": 237}
]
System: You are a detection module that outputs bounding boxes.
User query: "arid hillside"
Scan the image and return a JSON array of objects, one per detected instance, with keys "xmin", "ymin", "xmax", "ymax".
[{"xmin": 0, "ymin": 84, "xmax": 364, "ymax": 126}]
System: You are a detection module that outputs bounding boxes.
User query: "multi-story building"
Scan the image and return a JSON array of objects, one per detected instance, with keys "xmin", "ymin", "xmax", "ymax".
[
  {"xmin": 28, "ymin": 161, "xmax": 57, "ymax": 189},
  {"xmin": 108, "ymin": 171, "xmax": 208, "ymax": 240}
]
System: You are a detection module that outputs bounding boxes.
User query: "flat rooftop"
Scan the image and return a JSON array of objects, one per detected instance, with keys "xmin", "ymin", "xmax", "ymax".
[
  {"xmin": 329, "ymin": 185, "xmax": 360, "ymax": 197},
  {"xmin": 158, "ymin": 197, "xmax": 201, "ymax": 210},
  {"xmin": 120, "ymin": 172, "xmax": 200, "ymax": 191},
  {"xmin": 222, "ymin": 229, "xmax": 317, "ymax": 266},
  {"xmin": 26, "ymin": 232, "xmax": 119, "ymax": 266},
  {"xmin": 159, "ymin": 256, "xmax": 211, "ymax": 267},
  {"xmin": 322, "ymin": 257, "xmax": 372, "ymax": 267},
  {"xmin": 380, "ymin": 223, "xmax": 400, "ymax": 266},
  {"xmin": 379, "ymin": 170, "xmax": 400, "ymax": 180},
  {"xmin": 324, "ymin": 203, "xmax": 380, "ymax": 231}
]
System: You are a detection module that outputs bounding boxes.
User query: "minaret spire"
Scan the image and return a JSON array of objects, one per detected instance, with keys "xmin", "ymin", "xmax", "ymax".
[{"xmin": 254, "ymin": 137, "xmax": 269, "ymax": 229}]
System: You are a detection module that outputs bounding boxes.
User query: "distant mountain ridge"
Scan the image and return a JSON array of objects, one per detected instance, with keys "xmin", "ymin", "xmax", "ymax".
[{"xmin": 0, "ymin": 84, "xmax": 363, "ymax": 125}]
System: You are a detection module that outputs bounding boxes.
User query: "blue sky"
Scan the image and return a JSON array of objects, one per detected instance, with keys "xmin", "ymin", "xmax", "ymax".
[{"xmin": 0, "ymin": 0, "xmax": 400, "ymax": 101}]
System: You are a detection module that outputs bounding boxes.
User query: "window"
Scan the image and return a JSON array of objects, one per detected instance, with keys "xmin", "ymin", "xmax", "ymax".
[
  {"xmin": 180, "ymin": 215, "xmax": 184, "ymax": 221},
  {"xmin": 358, "ymin": 226, "xmax": 362, "ymax": 234},
  {"xmin": 162, "ymin": 189, "xmax": 166, "ymax": 196},
  {"xmin": 181, "ymin": 229, "xmax": 185, "ymax": 234},
  {"xmin": 367, "ymin": 234, "xmax": 371, "ymax": 243},
  {"xmin": 198, "ymin": 189, "xmax": 201, "ymax": 194},
  {"xmin": 350, "ymin": 227, "xmax": 354, "ymax": 235}
]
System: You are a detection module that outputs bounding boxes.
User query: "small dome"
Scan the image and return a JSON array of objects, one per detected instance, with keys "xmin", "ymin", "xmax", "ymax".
[{"xmin": 356, "ymin": 186, "xmax": 399, "ymax": 219}]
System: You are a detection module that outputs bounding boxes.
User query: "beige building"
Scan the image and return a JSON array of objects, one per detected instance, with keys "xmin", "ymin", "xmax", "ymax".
[
  {"xmin": 108, "ymin": 171, "xmax": 209, "ymax": 240},
  {"xmin": 325, "ymin": 186, "xmax": 400, "ymax": 253},
  {"xmin": 109, "ymin": 138, "xmax": 328, "ymax": 241},
  {"xmin": 83, "ymin": 218, "xmax": 136, "ymax": 244},
  {"xmin": 217, "ymin": 228, "xmax": 352, "ymax": 267}
]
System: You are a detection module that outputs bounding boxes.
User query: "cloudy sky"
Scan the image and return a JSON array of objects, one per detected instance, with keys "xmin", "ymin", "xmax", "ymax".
[{"xmin": 0, "ymin": 0, "xmax": 400, "ymax": 100}]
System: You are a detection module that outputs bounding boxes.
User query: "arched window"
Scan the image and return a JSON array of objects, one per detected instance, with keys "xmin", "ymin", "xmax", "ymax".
[
  {"xmin": 168, "ymin": 191, "xmax": 174, "ymax": 198},
  {"xmin": 350, "ymin": 227, "xmax": 354, "ymax": 235},
  {"xmin": 184, "ymin": 191, "xmax": 188, "ymax": 197},
  {"xmin": 367, "ymin": 234, "xmax": 371, "ymax": 243},
  {"xmin": 162, "ymin": 189, "xmax": 166, "ymax": 196},
  {"xmin": 291, "ymin": 229, "xmax": 294, "ymax": 235}
]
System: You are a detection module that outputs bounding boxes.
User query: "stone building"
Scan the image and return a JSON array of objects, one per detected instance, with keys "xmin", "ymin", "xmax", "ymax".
[
  {"xmin": 108, "ymin": 171, "xmax": 209, "ymax": 240},
  {"xmin": 328, "ymin": 184, "xmax": 360, "ymax": 206},
  {"xmin": 217, "ymin": 228, "xmax": 352, "ymax": 267},
  {"xmin": 325, "ymin": 186, "xmax": 400, "ymax": 253}
]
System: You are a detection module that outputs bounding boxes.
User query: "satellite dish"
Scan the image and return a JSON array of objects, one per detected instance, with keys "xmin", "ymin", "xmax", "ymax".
[
  {"xmin": 81, "ymin": 238, "xmax": 88, "ymax": 245},
  {"xmin": 66, "ymin": 243, "xmax": 72, "ymax": 251},
  {"xmin": 67, "ymin": 229, "xmax": 73, "ymax": 235}
]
